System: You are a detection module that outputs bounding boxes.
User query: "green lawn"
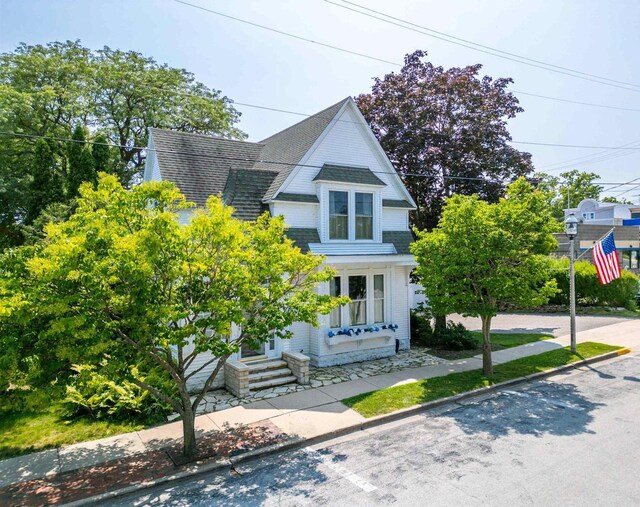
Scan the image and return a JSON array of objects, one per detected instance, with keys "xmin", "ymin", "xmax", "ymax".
[
  {"xmin": 344, "ymin": 342, "xmax": 622, "ymax": 418},
  {"xmin": 432, "ymin": 331, "xmax": 553, "ymax": 360},
  {"xmin": 0, "ymin": 401, "xmax": 145, "ymax": 460}
]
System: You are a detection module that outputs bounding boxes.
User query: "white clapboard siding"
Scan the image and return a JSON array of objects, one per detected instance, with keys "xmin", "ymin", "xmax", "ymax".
[
  {"xmin": 382, "ymin": 208, "xmax": 409, "ymax": 231},
  {"xmin": 392, "ymin": 266, "xmax": 410, "ymax": 344},
  {"xmin": 185, "ymin": 351, "xmax": 225, "ymax": 393},
  {"xmin": 286, "ymin": 321, "xmax": 312, "ymax": 355},
  {"xmin": 280, "ymin": 106, "xmax": 409, "ymax": 202},
  {"xmin": 272, "ymin": 202, "xmax": 318, "ymax": 228}
]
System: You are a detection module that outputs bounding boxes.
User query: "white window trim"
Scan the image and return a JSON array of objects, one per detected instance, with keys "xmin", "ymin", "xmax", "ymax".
[
  {"xmin": 327, "ymin": 268, "xmax": 390, "ymax": 330},
  {"xmin": 321, "ymin": 184, "xmax": 382, "ymax": 243}
]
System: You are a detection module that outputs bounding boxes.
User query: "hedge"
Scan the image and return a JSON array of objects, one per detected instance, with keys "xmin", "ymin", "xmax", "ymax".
[{"xmin": 549, "ymin": 257, "xmax": 638, "ymax": 309}]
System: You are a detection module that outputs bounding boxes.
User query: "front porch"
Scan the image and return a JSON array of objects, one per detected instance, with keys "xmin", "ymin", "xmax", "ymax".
[{"xmin": 188, "ymin": 347, "xmax": 444, "ymax": 416}]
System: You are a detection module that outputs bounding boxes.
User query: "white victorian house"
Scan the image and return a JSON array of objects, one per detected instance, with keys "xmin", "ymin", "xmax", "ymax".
[{"xmin": 144, "ymin": 97, "xmax": 418, "ymax": 395}]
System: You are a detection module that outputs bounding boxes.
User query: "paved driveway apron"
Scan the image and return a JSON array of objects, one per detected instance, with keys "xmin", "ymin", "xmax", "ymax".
[
  {"xmin": 110, "ymin": 353, "xmax": 640, "ymax": 506},
  {"xmin": 450, "ymin": 312, "xmax": 635, "ymax": 337}
]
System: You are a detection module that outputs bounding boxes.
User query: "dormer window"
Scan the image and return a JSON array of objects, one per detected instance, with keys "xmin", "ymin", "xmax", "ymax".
[
  {"xmin": 329, "ymin": 191, "xmax": 349, "ymax": 239},
  {"xmin": 355, "ymin": 193, "xmax": 373, "ymax": 240},
  {"xmin": 327, "ymin": 189, "xmax": 377, "ymax": 241}
]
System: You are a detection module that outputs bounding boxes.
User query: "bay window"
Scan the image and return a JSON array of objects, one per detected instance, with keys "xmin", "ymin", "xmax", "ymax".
[
  {"xmin": 329, "ymin": 273, "xmax": 387, "ymax": 328},
  {"xmin": 373, "ymin": 274, "xmax": 384, "ymax": 323},
  {"xmin": 329, "ymin": 276, "xmax": 342, "ymax": 327},
  {"xmin": 349, "ymin": 275, "xmax": 367, "ymax": 325}
]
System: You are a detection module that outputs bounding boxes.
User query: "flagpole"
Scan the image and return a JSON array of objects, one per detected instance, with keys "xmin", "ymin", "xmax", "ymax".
[
  {"xmin": 564, "ymin": 214, "xmax": 580, "ymax": 354},
  {"xmin": 569, "ymin": 233, "xmax": 577, "ymax": 354}
]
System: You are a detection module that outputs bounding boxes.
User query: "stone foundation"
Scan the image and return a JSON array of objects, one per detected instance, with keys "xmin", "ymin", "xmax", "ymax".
[{"xmin": 308, "ymin": 344, "xmax": 396, "ymax": 367}]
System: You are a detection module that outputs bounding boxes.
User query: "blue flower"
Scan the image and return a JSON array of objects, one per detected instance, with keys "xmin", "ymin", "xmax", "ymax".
[{"xmin": 328, "ymin": 330, "xmax": 335, "ymax": 337}]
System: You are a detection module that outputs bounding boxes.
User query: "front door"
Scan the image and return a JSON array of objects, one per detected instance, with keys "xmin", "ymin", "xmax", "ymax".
[{"xmin": 239, "ymin": 334, "xmax": 278, "ymax": 361}]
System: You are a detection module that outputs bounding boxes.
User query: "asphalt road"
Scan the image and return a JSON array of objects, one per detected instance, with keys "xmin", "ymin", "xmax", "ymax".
[
  {"xmin": 450, "ymin": 312, "xmax": 635, "ymax": 337},
  {"xmin": 110, "ymin": 352, "xmax": 640, "ymax": 506}
]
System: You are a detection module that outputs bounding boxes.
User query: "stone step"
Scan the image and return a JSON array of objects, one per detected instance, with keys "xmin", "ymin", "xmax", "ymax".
[
  {"xmin": 249, "ymin": 367, "xmax": 293, "ymax": 382},
  {"xmin": 244, "ymin": 359, "xmax": 288, "ymax": 372},
  {"xmin": 250, "ymin": 375, "xmax": 298, "ymax": 391}
]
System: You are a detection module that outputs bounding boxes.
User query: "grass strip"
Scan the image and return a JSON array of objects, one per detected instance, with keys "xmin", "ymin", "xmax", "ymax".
[
  {"xmin": 0, "ymin": 403, "xmax": 145, "ymax": 460},
  {"xmin": 343, "ymin": 342, "xmax": 621, "ymax": 418},
  {"xmin": 431, "ymin": 332, "xmax": 553, "ymax": 360}
]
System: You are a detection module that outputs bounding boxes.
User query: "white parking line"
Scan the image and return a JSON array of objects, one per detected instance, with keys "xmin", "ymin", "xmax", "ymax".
[{"xmin": 303, "ymin": 447, "xmax": 377, "ymax": 493}]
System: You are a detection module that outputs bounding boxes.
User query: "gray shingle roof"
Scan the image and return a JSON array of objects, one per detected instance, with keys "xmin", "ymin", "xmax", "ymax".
[
  {"xmin": 382, "ymin": 230, "xmax": 415, "ymax": 255},
  {"xmin": 312, "ymin": 164, "xmax": 386, "ymax": 186},
  {"xmin": 259, "ymin": 98, "xmax": 350, "ymax": 200},
  {"xmin": 283, "ymin": 228, "xmax": 320, "ymax": 253},
  {"xmin": 273, "ymin": 193, "xmax": 319, "ymax": 203},
  {"xmin": 382, "ymin": 199, "xmax": 415, "ymax": 209},
  {"xmin": 150, "ymin": 128, "xmax": 265, "ymax": 207},
  {"xmin": 222, "ymin": 169, "xmax": 278, "ymax": 220}
]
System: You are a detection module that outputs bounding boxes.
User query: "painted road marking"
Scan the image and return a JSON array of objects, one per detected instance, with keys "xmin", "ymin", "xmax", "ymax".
[{"xmin": 303, "ymin": 447, "xmax": 377, "ymax": 493}]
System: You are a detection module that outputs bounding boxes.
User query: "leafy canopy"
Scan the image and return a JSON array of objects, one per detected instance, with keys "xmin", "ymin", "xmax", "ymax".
[
  {"xmin": 0, "ymin": 40, "xmax": 244, "ymax": 248},
  {"xmin": 411, "ymin": 178, "xmax": 558, "ymax": 319},
  {"xmin": 1, "ymin": 174, "xmax": 346, "ymax": 456},
  {"xmin": 357, "ymin": 50, "xmax": 533, "ymax": 231}
]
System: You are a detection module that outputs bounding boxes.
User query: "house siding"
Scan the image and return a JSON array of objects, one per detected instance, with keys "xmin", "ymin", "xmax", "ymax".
[
  {"xmin": 279, "ymin": 106, "xmax": 411, "ymax": 203},
  {"xmin": 382, "ymin": 208, "xmax": 409, "ymax": 231},
  {"xmin": 271, "ymin": 201, "xmax": 318, "ymax": 228}
]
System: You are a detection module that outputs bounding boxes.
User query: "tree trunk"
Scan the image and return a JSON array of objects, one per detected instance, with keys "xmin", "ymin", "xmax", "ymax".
[
  {"xmin": 182, "ymin": 407, "xmax": 197, "ymax": 459},
  {"xmin": 434, "ymin": 314, "xmax": 447, "ymax": 334},
  {"xmin": 481, "ymin": 315, "xmax": 493, "ymax": 377}
]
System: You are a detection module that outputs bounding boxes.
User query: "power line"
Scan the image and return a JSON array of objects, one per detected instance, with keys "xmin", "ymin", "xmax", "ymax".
[
  {"xmin": 512, "ymin": 140, "xmax": 640, "ymax": 150},
  {"xmin": 538, "ymin": 139, "xmax": 640, "ymax": 170},
  {"xmin": 326, "ymin": 0, "xmax": 640, "ymax": 93},
  {"xmin": 3, "ymin": 130, "xmax": 640, "ymax": 187},
  {"xmin": 171, "ymin": 0, "xmax": 640, "ymax": 112}
]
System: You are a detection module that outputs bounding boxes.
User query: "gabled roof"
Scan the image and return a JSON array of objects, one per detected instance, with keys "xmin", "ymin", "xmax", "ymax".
[
  {"xmin": 258, "ymin": 98, "xmax": 350, "ymax": 200},
  {"xmin": 222, "ymin": 169, "xmax": 278, "ymax": 220},
  {"xmin": 149, "ymin": 128, "xmax": 265, "ymax": 207},
  {"xmin": 313, "ymin": 164, "xmax": 386, "ymax": 186}
]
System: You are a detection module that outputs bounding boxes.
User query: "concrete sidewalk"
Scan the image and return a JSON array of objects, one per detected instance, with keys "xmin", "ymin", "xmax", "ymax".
[{"xmin": 2, "ymin": 318, "xmax": 638, "ymax": 491}]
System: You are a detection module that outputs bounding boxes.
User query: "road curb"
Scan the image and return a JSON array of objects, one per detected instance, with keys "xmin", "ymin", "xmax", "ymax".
[{"xmin": 63, "ymin": 347, "xmax": 631, "ymax": 506}]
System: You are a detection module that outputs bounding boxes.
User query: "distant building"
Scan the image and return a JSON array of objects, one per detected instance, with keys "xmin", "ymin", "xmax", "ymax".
[
  {"xmin": 556, "ymin": 199, "xmax": 640, "ymax": 274},
  {"xmin": 563, "ymin": 198, "xmax": 640, "ymax": 226}
]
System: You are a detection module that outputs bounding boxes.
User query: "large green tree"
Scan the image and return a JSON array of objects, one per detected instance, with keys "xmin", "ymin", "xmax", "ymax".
[
  {"xmin": 357, "ymin": 50, "xmax": 533, "ymax": 232},
  {"xmin": 536, "ymin": 169, "xmax": 604, "ymax": 221},
  {"xmin": 66, "ymin": 125, "xmax": 97, "ymax": 198},
  {"xmin": 1, "ymin": 174, "xmax": 346, "ymax": 458},
  {"xmin": 0, "ymin": 40, "xmax": 244, "ymax": 248},
  {"xmin": 411, "ymin": 178, "xmax": 558, "ymax": 376},
  {"xmin": 25, "ymin": 139, "xmax": 64, "ymax": 224}
]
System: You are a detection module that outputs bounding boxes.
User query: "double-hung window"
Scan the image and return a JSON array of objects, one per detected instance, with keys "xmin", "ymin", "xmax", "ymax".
[
  {"xmin": 328, "ymin": 273, "xmax": 386, "ymax": 328},
  {"xmin": 349, "ymin": 275, "xmax": 367, "ymax": 325},
  {"xmin": 373, "ymin": 274, "xmax": 384, "ymax": 323},
  {"xmin": 329, "ymin": 276, "xmax": 342, "ymax": 327},
  {"xmin": 329, "ymin": 191, "xmax": 349, "ymax": 240},
  {"xmin": 328, "ymin": 190, "xmax": 375, "ymax": 241},
  {"xmin": 355, "ymin": 193, "xmax": 373, "ymax": 240}
]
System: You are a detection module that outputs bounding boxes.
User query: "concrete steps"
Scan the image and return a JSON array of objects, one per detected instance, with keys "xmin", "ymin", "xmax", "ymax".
[
  {"xmin": 250, "ymin": 375, "xmax": 298, "ymax": 391},
  {"xmin": 245, "ymin": 359, "xmax": 297, "ymax": 391}
]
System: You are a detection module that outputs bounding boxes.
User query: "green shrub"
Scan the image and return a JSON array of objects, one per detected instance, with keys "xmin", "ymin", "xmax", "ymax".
[
  {"xmin": 410, "ymin": 303, "xmax": 433, "ymax": 346},
  {"xmin": 64, "ymin": 363, "xmax": 171, "ymax": 422},
  {"xmin": 431, "ymin": 321, "xmax": 478, "ymax": 350},
  {"xmin": 549, "ymin": 257, "xmax": 638, "ymax": 309}
]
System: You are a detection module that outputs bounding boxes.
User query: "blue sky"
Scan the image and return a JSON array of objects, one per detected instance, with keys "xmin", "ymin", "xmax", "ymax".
[{"xmin": 2, "ymin": 0, "xmax": 640, "ymax": 200}]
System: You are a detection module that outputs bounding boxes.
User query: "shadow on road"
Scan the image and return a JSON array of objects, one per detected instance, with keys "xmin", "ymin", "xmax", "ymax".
[{"xmin": 447, "ymin": 381, "xmax": 604, "ymax": 438}]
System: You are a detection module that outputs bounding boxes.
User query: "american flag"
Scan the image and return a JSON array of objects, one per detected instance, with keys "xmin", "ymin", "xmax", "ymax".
[{"xmin": 592, "ymin": 231, "xmax": 621, "ymax": 285}]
